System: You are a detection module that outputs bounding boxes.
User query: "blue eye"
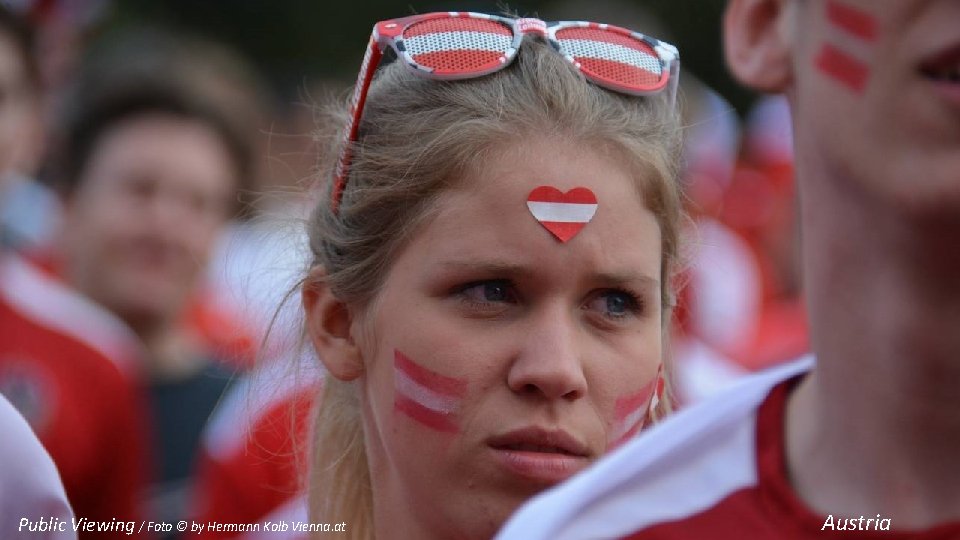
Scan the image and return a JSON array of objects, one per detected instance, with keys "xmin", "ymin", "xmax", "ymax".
[
  {"xmin": 585, "ymin": 289, "xmax": 642, "ymax": 319},
  {"xmin": 605, "ymin": 293, "xmax": 630, "ymax": 314},
  {"xmin": 459, "ymin": 280, "xmax": 517, "ymax": 305}
]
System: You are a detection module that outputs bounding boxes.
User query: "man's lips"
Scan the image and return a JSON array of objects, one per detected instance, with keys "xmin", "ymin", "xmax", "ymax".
[
  {"xmin": 919, "ymin": 41, "xmax": 960, "ymax": 82},
  {"xmin": 487, "ymin": 427, "xmax": 592, "ymax": 485}
]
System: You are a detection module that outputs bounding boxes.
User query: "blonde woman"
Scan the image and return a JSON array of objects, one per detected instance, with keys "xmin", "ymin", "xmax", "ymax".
[{"xmin": 302, "ymin": 12, "xmax": 684, "ymax": 540}]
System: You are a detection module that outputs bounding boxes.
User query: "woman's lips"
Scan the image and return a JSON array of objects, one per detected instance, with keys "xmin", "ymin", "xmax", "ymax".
[{"xmin": 487, "ymin": 427, "xmax": 592, "ymax": 485}]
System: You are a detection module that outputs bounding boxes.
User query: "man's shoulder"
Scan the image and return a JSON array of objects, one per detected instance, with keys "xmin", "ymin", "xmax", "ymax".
[
  {"xmin": 496, "ymin": 357, "xmax": 813, "ymax": 540},
  {"xmin": 0, "ymin": 254, "xmax": 142, "ymax": 376}
]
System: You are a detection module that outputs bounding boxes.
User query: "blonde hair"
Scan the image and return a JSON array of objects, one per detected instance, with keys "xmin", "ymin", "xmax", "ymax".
[{"xmin": 304, "ymin": 36, "xmax": 683, "ymax": 539}]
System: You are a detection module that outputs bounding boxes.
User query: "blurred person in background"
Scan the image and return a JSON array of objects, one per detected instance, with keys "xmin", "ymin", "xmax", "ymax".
[
  {"xmin": 670, "ymin": 79, "xmax": 757, "ymax": 403},
  {"xmin": 672, "ymin": 85, "xmax": 809, "ymax": 403},
  {"xmin": 44, "ymin": 29, "xmax": 268, "ymax": 535},
  {"xmin": 192, "ymin": 354, "xmax": 320, "ymax": 540},
  {"xmin": 0, "ymin": 0, "xmax": 109, "ymax": 250},
  {"xmin": 0, "ymin": 0, "xmax": 45, "ymax": 248},
  {"xmin": 0, "ymin": 8, "xmax": 76, "ymax": 540},
  {"xmin": 191, "ymin": 81, "xmax": 325, "ymax": 540},
  {"xmin": 720, "ymin": 94, "xmax": 808, "ymax": 371},
  {"xmin": 497, "ymin": 0, "xmax": 960, "ymax": 537},
  {"xmin": 0, "ymin": 5, "xmax": 147, "ymax": 539}
]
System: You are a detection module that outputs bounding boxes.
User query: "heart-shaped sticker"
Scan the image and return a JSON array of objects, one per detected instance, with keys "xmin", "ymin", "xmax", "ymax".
[{"xmin": 526, "ymin": 186, "xmax": 598, "ymax": 243}]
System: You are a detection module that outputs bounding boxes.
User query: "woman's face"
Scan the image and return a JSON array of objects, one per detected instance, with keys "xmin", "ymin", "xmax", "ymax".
[{"xmin": 357, "ymin": 136, "xmax": 664, "ymax": 539}]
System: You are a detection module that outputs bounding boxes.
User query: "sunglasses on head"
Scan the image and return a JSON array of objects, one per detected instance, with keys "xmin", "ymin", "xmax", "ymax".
[{"xmin": 331, "ymin": 12, "xmax": 681, "ymax": 213}]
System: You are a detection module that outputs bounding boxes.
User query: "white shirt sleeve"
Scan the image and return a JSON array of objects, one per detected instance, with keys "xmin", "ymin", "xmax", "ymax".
[{"xmin": 0, "ymin": 393, "xmax": 77, "ymax": 539}]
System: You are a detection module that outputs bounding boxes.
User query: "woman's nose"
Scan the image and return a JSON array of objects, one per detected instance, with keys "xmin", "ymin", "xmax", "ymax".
[{"xmin": 506, "ymin": 306, "xmax": 588, "ymax": 401}]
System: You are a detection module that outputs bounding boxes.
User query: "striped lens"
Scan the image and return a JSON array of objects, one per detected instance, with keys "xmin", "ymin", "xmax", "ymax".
[
  {"xmin": 401, "ymin": 17, "xmax": 513, "ymax": 75},
  {"xmin": 554, "ymin": 26, "xmax": 665, "ymax": 93}
]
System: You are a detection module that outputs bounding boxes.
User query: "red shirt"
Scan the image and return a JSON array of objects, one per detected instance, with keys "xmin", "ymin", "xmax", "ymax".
[
  {"xmin": 191, "ymin": 360, "xmax": 320, "ymax": 539},
  {"xmin": 0, "ymin": 254, "xmax": 149, "ymax": 540}
]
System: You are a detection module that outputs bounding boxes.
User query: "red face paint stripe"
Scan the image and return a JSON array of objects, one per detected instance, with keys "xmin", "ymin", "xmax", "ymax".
[
  {"xmin": 614, "ymin": 379, "xmax": 656, "ymax": 419},
  {"xmin": 816, "ymin": 43, "xmax": 869, "ymax": 92},
  {"xmin": 826, "ymin": 0, "xmax": 877, "ymax": 41},
  {"xmin": 394, "ymin": 350, "xmax": 467, "ymax": 397},
  {"xmin": 394, "ymin": 395, "xmax": 459, "ymax": 433}
]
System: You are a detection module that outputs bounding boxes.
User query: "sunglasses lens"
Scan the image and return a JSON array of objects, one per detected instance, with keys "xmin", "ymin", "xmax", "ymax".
[
  {"xmin": 555, "ymin": 27, "xmax": 664, "ymax": 92},
  {"xmin": 401, "ymin": 17, "xmax": 513, "ymax": 74}
]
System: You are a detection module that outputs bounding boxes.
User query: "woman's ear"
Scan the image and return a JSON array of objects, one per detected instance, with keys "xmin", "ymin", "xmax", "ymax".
[
  {"xmin": 724, "ymin": 0, "xmax": 795, "ymax": 93},
  {"xmin": 302, "ymin": 266, "xmax": 364, "ymax": 381}
]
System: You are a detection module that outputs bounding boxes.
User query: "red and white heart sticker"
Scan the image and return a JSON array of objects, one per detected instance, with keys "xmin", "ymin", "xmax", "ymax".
[{"xmin": 526, "ymin": 186, "xmax": 598, "ymax": 242}]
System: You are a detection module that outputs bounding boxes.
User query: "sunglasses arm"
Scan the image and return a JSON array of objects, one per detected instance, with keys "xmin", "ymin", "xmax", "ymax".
[
  {"xmin": 332, "ymin": 33, "xmax": 384, "ymax": 213},
  {"xmin": 656, "ymin": 42, "xmax": 681, "ymax": 106}
]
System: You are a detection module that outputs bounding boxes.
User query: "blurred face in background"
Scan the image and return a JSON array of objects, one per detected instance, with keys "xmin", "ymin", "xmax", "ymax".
[
  {"xmin": 59, "ymin": 113, "xmax": 236, "ymax": 329},
  {"xmin": 0, "ymin": 29, "xmax": 40, "ymax": 190}
]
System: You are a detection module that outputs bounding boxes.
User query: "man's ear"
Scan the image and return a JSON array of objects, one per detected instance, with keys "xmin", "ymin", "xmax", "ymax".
[
  {"xmin": 724, "ymin": 0, "xmax": 794, "ymax": 93},
  {"xmin": 302, "ymin": 266, "xmax": 364, "ymax": 381}
]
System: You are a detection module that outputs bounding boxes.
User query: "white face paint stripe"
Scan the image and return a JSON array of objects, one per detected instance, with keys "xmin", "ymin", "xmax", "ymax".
[
  {"xmin": 560, "ymin": 39, "xmax": 661, "ymax": 73},
  {"xmin": 610, "ymin": 405, "xmax": 647, "ymax": 443},
  {"xmin": 394, "ymin": 369, "xmax": 459, "ymax": 414},
  {"xmin": 404, "ymin": 31, "xmax": 512, "ymax": 55},
  {"xmin": 526, "ymin": 201, "xmax": 598, "ymax": 223}
]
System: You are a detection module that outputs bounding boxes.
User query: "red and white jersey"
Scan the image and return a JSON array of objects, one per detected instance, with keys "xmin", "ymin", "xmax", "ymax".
[
  {"xmin": 0, "ymin": 393, "xmax": 75, "ymax": 539},
  {"xmin": 0, "ymin": 254, "xmax": 149, "ymax": 539},
  {"xmin": 192, "ymin": 355, "xmax": 321, "ymax": 539},
  {"xmin": 497, "ymin": 356, "xmax": 960, "ymax": 539}
]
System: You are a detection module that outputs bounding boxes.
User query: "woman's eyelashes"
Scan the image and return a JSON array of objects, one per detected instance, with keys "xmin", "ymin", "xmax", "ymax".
[
  {"xmin": 454, "ymin": 280, "xmax": 645, "ymax": 321},
  {"xmin": 456, "ymin": 279, "xmax": 518, "ymax": 311}
]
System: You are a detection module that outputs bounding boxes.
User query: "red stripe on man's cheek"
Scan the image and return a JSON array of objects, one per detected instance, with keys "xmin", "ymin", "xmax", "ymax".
[
  {"xmin": 826, "ymin": 0, "xmax": 877, "ymax": 41},
  {"xmin": 394, "ymin": 395, "xmax": 460, "ymax": 433},
  {"xmin": 816, "ymin": 43, "xmax": 870, "ymax": 93}
]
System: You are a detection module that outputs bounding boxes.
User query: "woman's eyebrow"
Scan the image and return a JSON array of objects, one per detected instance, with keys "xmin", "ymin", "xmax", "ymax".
[
  {"xmin": 591, "ymin": 271, "xmax": 660, "ymax": 291},
  {"xmin": 433, "ymin": 259, "xmax": 536, "ymax": 279},
  {"xmin": 432, "ymin": 260, "xmax": 659, "ymax": 289}
]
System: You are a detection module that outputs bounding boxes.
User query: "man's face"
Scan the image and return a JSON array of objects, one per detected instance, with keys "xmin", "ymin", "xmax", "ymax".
[
  {"xmin": 59, "ymin": 113, "xmax": 236, "ymax": 327},
  {"xmin": 0, "ymin": 30, "xmax": 39, "ymax": 190},
  {"xmin": 787, "ymin": 0, "xmax": 960, "ymax": 215}
]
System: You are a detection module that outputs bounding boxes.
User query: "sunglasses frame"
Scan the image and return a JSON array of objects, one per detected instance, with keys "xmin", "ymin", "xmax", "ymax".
[{"xmin": 331, "ymin": 12, "xmax": 680, "ymax": 212}]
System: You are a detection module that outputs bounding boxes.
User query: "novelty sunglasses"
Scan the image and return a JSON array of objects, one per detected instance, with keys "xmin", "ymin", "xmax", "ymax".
[{"xmin": 331, "ymin": 12, "xmax": 681, "ymax": 212}]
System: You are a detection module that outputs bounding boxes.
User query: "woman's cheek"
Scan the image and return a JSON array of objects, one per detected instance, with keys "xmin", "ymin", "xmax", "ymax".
[{"xmin": 606, "ymin": 369, "xmax": 661, "ymax": 451}]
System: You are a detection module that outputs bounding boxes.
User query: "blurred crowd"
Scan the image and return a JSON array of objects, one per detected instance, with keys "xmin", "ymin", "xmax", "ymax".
[{"xmin": 0, "ymin": 1, "xmax": 807, "ymax": 539}]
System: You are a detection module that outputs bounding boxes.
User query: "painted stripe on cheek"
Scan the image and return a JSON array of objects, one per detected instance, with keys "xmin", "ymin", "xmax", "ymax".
[
  {"xmin": 817, "ymin": 0, "xmax": 877, "ymax": 92},
  {"xmin": 394, "ymin": 395, "xmax": 461, "ymax": 433},
  {"xmin": 826, "ymin": 0, "xmax": 877, "ymax": 41},
  {"xmin": 816, "ymin": 43, "xmax": 870, "ymax": 92},
  {"xmin": 394, "ymin": 350, "xmax": 467, "ymax": 397},
  {"xmin": 608, "ymin": 376, "xmax": 657, "ymax": 449},
  {"xmin": 393, "ymin": 350, "xmax": 467, "ymax": 433}
]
